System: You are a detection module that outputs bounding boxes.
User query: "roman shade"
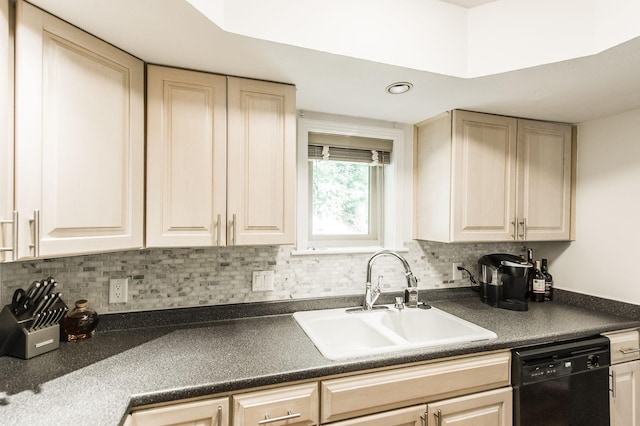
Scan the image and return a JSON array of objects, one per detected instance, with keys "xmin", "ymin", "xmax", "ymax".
[{"xmin": 308, "ymin": 132, "xmax": 392, "ymax": 165}]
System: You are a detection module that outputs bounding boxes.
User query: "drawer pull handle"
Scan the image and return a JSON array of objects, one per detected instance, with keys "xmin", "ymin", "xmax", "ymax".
[
  {"xmin": 519, "ymin": 218, "xmax": 527, "ymax": 240},
  {"xmin": 29, "ymin": 210, "xmax": 40, "ymax": 257},
  {"xmin": 231, "ymin": 213, "xmax": 237, "ymax": 246},
  {"xmin": 258, "ymin": 411, "xmax": 301, "ymax": 424},
  {"xmin": 619, "ymin": 348, "xmax": 640, "ymax": 355},
  {"xmin": 217, "ymin": 405, "xmax": 222, "ymax": 426},
  {"xmin": 0, "ymin": 211, "xmax": 18, "ymax": 260},
  {"xmin": 216, "ymin": 214, "xmax": 222, "ymax": 246},
  {"xmin": 434, "ymin": 409, "xmax": 442, "ymax": 426},
  {"xmin": 610, "ymin": 370, "xmax": 617, "ymax": 398}
]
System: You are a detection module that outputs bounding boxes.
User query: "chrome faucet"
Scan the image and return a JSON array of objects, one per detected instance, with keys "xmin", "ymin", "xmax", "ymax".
[{"xmin": 363, "ymin": 250, "xmax": 419, "ymax": 310}]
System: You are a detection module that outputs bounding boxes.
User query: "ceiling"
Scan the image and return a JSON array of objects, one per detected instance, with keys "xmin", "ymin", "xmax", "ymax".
[
  {"xmin": 438, "ymin": 0, "xmax": 498, "ymax": 8},
  {"xmin": 25, "ymin": 0, "xmax": 640, "ymax": 125}
]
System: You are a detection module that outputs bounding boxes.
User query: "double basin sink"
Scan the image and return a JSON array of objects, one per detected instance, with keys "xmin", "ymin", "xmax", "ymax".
[{"xmin": 293, "ymin": 304, "xmax": 497, "ymax": 360}]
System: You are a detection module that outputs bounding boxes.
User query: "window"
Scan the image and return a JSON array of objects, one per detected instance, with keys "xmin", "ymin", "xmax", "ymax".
[
  {"xmin": 307, "ymin": 133, "xmax": 391, "ymax": 248},
  {"xmin": 296, "ymin": 116, "xmax": 406, "ymax": 254}
]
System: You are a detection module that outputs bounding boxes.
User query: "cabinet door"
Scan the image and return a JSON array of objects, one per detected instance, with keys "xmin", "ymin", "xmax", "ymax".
[
  {"xmin": 131, "ymin": 397, "xmax": 229, "ymax": 426},
  {"xmin": 414, "ymin": 112, "xmax": 457, "ymax": 243},
  {"xmin": 146, "ymin": 65, "xmax": 227, "ymax": 247},
  {"xmin": 0, "ymin": 0, "xmax": 14, "ymax": 262},
  {"xmin": 451, "ymin": 110, "xmax": 518, "ymax": 242},
  {"xmin": 426, "ymin": 387, "xmax": 512, "ymax": 426},
  {"xmin": 327, "ymin": 404, "xmax": 427, "ymax": 426},
  {"xmin": 610, "ymin": 361, "xmax": 640, "ymax": 426},
  {"xmin": 227, "ymin": 77, "xmax": 296, "ymax": 246},
  {"xmin": 14, "ymin": 0, "xmax": 144, "ymax": 258},
  {"xmin": 233, "ymin": 383, "xmax": 319, "ymax": 425},
  {"xmin": 516, "ymin": 120, "xmax": 572, "ymax": 241}
]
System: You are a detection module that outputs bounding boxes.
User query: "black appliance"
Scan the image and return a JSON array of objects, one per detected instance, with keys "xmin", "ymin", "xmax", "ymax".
[
  {"xmin": 478, "ymin": 253, "xmax": 531, "ymax": 311},
  {"xmin": 512, "ymin": 336, "xmax": 611, "ymax": 426}
]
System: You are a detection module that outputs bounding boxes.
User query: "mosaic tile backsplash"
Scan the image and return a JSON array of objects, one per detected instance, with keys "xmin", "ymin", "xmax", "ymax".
[{"xmin": 0, "ymin": 240, "xmax": 525, "ymax": 314}]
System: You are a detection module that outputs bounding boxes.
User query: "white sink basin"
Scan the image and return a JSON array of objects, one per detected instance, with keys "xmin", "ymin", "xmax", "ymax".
[{"xmin": 293, "ymin": 305, "xmax": 497, "ymax": 360}]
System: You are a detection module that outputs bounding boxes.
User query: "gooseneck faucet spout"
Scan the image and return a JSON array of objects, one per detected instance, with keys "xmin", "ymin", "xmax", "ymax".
[{"xmin": 363, "ymin": 250, "xmax": 418, "ymax": 310}]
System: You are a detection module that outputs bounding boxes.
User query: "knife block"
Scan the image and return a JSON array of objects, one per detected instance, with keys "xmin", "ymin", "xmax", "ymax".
[{"xmin": 0, "ymin": 304, "xmax": 61, "ymax": 359}]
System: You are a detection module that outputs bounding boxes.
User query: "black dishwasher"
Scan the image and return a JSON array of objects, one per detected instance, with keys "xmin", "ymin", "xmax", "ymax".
[{"xmin": 512, "ymin": 336, "xmax": 611, "ymax": 426}]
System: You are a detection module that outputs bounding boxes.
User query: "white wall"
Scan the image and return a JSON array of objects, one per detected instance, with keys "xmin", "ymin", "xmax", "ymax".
[{"xmin": 536, "ymin": 107, "xmax": 640, "ymax": 304}]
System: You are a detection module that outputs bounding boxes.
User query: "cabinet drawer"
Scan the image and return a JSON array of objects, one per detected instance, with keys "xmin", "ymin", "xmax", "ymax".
[
  {"xmin": 327, "ymin": 404, "xmax": 427, "ymax": 426},
  {"xmin": 233, "ymin": 383, "xmax": 319, "ymax": 425},
  {"xmin": 320, "ymin": 351, "xmax": 510, "ymax": 423},
  {"xmin": 605, "ymin": 329, "xmax": 640, "ymax": 364},
  {"xmin": 131, "ymin": 397, "xmax": 229, "ymax": 426}
]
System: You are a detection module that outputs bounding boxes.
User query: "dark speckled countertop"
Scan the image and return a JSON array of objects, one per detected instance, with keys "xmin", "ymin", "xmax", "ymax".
[{"xmin": 1, "ymin": 289, "xmax": 638, "ymax": 426}]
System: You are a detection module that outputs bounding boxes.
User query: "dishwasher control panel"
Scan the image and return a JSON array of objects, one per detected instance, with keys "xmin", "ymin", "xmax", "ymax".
[
  {"xmin": 512, "ymin": 336, "xmax": 611, "ymax": 386},
  {"xmin": 523, "ymin": 359, "xmax": 573, "ymax": 381}
]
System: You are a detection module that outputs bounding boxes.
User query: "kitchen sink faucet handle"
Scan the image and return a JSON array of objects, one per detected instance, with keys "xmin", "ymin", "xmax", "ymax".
[{"xmin": 395, "ymin": 297, "xmax": 405, "ymax": 309}]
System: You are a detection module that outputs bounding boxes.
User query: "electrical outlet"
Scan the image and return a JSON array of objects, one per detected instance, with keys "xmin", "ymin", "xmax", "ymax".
[
  {"xmin": 109, "ymin": 278, "xmax": 128, "ymax": 304},
  {"xmin": 452, "ymin": 262, "xmax": 463, "ymax": 280},
  {"xmin": 252, "ymin": 271, "xmax": 275, "ymax": 292}
]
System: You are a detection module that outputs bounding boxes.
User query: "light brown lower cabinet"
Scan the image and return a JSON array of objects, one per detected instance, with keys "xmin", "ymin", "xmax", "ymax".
[
  {"xmin": 324, "ymin": 387, "xmax": 512, "ymax": 426},
  {"xmin": 610, "ymin": 360, "xmax": 640, "ymax": 426},
  {"xmin": 426, "ymin": 387, "xmax": 512, "ymax": 426},
  {"xmin": 320, "ymin": 351, "xmax": 510, "ymax": 423},
  {"xmin": 604, "ymin": 329, "xmax": 640, "ymax": 426},
  {"xmin": 127, "ymin": 397, "xmax": 229, "ymax": 426},
  {"xmin": 126, "ymin": 351, "xmax": 511, "ymax": 426},
  {"xmin": 324, "ymin": 404, "xmax": 427, "ymax": 426},
  {"xmin": 232, "ymin": 383, "xmax": 319, "ymax": 426}
]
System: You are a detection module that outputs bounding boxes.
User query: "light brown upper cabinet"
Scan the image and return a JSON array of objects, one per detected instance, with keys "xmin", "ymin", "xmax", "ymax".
[
  {"xmin": 146, "ymin": 65, "xmax": 296, "ymax": 247},
  {"xmin": 414, "ymin": 110, "xmax": 573, "ymax": 242},
  {"xmin": 0, "ymin": 0, "xmax": 14, "ymax": 262},
  {"xmin": 146, "ymin": 66, "xmax": 227, "ymax": 247},
  {"xmin": 13, "ymin": 0, "xmax": 144, "ymax": 259}
]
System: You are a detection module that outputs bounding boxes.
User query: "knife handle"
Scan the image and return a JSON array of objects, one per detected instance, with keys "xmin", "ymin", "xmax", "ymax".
[
  {"xmin": 31, "ymin": 295, "xmax": 49, "ymax": 317},
  {"xmin": 42, "ymin": 292, "xmax": 60, "ymax": 313},
  {"xmin": 25, "ymin": 280, "xmax": 40, "ymax": 299},
  {"xmin": 42, "ymin": 278, "xmax": 57, "ymax": 298},
  {"xmin": 53, "ymin": 307, "xmax": 68, "ymax": 326},
  {"xmin": 30, "ymin": 279, "xmax": 47, "ymax": 305},
  {"xmin": 40, "ymin": 309, "xmax": 54, "ymax": 329},
  {"xmin": 29, "ymin": 313, "xmax": 41, "ymax": 331}
]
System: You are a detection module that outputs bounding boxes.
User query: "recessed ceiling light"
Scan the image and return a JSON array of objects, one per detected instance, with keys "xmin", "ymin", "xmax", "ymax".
[{"xmin": 385, "ymin": 82, "xmax": 413, "ymax": 94}]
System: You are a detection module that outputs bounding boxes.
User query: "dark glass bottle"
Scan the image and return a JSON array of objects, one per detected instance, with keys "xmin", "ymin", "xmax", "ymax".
[
  {"xmin": 530, "ymin": 260, "xmax": 546, "ymax": 302},
  {"xmin": 63, "ymin": 299, "xmax": 99, "ymax": 341},
  {"xmin": 526, "ymin": 248, "xmax": 534, "ymax": 298},
  {"xmin": 541, "ymin": 258, "xmax": 554, "ymax": 301}
]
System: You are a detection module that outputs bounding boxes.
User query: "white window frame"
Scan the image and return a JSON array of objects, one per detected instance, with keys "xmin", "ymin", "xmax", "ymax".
[{"xmin": 295, "ymin": 115, "xmax": 406, "ymax": 254}]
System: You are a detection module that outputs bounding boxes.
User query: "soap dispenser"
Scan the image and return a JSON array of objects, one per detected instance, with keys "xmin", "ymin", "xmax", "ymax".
[{"xmin": 404, "ymin": 287, "xmax": 419, "ymax": 308}]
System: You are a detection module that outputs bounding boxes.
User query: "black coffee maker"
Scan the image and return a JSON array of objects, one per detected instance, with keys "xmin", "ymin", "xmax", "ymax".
[{"xmin": 478, "ymin": 254, "xmax": 531, "ymax": 311}]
